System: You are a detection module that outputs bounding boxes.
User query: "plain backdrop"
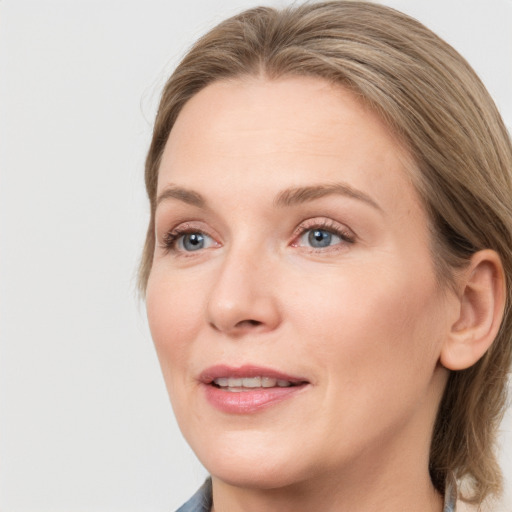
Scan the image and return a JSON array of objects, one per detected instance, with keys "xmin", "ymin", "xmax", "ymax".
[{"xmin": 1, "ymin": 0, "xmax": 511, "ymax": 510}]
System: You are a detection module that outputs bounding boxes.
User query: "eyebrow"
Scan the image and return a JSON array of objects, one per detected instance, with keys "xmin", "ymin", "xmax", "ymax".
[
  {"xmin": 274, "ymin": 183, "xmax": 382, "ymax": 211},
  {"xmin": 156, "ymin": 182, "xmax": 382, "ymax": 212},
  {"xmin": 156, "ymin": 186, "xmax": 206, "ymax": 208}
]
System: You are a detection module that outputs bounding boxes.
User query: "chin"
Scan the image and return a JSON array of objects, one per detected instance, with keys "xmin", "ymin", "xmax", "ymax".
[
  {"xmin": 188, "ymin": 430, "xmax": 312, "ymax": 490},
  {"xmin": 209, "ymin": 459, "xmax": 308, "ymax": 491}
]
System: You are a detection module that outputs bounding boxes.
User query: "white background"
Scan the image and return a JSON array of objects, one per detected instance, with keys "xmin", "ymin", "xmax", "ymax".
[{"xmin": 1, "ymin": 1, "xmax": 511, "ymax": 510}]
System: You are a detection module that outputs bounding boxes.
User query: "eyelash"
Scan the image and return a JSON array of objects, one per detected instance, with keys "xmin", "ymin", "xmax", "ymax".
[
  {"xmin": 161, "ymin": 224, "xmax": 213, "ymax": 253},
  {"xmin": 292, "ymin": 218, "xmax": 356, "ymax": 250},
  {"xmin": 160, "ymin": 219, "xmax": 356, "ymax": 254}
]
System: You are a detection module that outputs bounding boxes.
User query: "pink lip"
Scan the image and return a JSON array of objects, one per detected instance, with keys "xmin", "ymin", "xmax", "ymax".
[
  {"xmin": 199, "ymin": 364, "xmax": 306, "ymax": 384},
  {"xmin": 199, "ymin": 365, "xmax": 309, "ymax": 414}
]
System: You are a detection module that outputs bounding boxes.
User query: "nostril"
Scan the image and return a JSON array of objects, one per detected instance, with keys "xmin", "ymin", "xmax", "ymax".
[
  {"xmin": 208, "ymin": 318, "xmax": 263, "ymax": 333},
  {"xmin": 236, "ymin": 319, "xmax": 262, "ymax": 328}
]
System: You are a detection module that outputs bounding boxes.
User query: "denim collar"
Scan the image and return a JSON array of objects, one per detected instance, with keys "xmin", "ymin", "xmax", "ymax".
[
  {"xmin": 176, "ymin": 479, "xmax": 212, "ymax": 512},
  {"xmin": 444, "ymin": 473, "xmax": 458, "ymax": 512}
]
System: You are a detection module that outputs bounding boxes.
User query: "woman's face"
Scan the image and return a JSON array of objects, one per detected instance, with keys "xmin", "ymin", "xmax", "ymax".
[{"xmin": 146, "ymin": 76, "xmax": 455, "ymax": 489}]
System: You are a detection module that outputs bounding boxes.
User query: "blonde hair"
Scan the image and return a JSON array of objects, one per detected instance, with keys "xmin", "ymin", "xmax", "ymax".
[{"xmin": 140, "ymin": 1, "xmax": 512, "ymax": 504}]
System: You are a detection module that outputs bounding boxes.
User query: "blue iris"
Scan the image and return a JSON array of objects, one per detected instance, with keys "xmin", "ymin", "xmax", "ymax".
[
  {"xmin": 182, "ymin": 233, "xmax": 205, "ymax": 251},
  {"xmin": 308, "ymin": 229, "xmax": 333, "ymax": 248}
]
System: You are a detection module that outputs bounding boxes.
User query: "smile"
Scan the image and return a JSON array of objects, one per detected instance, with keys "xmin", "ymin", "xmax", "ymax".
[
  {"xmin": 200, "ymin": 365, "xmax": 309, "ymax": 413},
  {"xmin": 212, "ymin": 376, "xmax": 297, "ymax": 391}
]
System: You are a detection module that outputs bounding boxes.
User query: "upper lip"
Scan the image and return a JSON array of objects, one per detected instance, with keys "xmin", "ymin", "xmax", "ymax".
[{"xmin": 199, "ymin": 364, "xmax": 308, "ymax": 385}]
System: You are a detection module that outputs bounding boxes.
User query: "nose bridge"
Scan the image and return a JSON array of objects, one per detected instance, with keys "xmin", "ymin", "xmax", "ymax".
[{"xmin": 206, "ymin": 237, "xmax": 280, "ymax": 334}]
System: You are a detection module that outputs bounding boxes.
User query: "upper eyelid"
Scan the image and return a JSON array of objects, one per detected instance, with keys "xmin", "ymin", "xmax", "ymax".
[
  {"xmin": 160, "ymin": 217, "xmax": 352, "ymax": 232},
  {"xmin": 155, "ymin": 213, "xmax": 226, "ymax": 239},
  {"xmin": 157, "ymin": 219, "xmax": 215, "ymax": 236},
  {"xmin": 163, "ymin": 223, "xmax": 217, "ymax": 241},
  {"xmin": 292, "ymin": 217, "xmax": 356, "ymax": 236}
]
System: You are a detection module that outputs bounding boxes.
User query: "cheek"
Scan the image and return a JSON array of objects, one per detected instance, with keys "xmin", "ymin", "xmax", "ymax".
[
  {"xmin": 290, "ymin": 262, "xmax": 445, "ymax": 385},
  {"xmin": 288, "ymin": 266, "xmax": 447, "ymax": 452},
  {"xmin": 146, "ymin": 268, "xmax": 205, "ymax": 381}
]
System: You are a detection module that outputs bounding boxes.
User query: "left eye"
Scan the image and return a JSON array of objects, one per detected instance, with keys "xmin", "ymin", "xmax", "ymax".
[
  {"xmin": 178, "ymin": 232, "xmax": 214, "ymax": 251},
  {"xmin": 299, "ymin": 228, "xmax": 343, "ymax": 248}
]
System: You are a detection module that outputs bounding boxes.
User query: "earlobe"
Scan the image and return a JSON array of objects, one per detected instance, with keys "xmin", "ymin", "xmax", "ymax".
[{"xmin": 440, "ymin": 250, "xmax": 506, "ymax": 371}]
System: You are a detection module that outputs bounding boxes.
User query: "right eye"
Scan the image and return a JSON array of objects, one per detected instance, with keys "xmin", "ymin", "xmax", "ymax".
[{"xmin": 163, "ymin": 229, "xmax": 216, "ymax": 253}]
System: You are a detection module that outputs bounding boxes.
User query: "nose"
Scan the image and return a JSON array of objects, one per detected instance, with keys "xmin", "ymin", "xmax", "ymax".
[{"xmin": 206, "ymin": 245, "xmax": 282, "ymax": 336}]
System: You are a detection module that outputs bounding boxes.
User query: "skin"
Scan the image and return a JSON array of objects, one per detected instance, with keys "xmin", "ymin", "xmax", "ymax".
[{"xmin": 146, "ymin": 76, "xmax": 466, "ymax": 512}]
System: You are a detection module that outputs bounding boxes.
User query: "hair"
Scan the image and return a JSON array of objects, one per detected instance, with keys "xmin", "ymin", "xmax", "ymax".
[{"xmin": 139, "ymin": 0, "xmax": 512, "ymax": 505}]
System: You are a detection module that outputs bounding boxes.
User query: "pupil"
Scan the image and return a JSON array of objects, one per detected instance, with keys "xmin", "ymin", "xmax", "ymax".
[
  {"xmin": 184, "ymin": 233, "xmax": 204, "ymax": 251},
  {"xmin": 309, "ymin": 229, "xmax": 331, "ymax": 248}
]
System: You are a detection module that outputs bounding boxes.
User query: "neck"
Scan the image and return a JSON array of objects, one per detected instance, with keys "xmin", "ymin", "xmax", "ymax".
[{"xmin": 211, "ymin": 456, "xmax": 444, "ymax": 512}]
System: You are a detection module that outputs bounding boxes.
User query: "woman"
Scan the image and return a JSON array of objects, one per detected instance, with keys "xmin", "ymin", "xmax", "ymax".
[{"xmin": 139, "ymin": 2, "xmax": 512, "ymax": 510}]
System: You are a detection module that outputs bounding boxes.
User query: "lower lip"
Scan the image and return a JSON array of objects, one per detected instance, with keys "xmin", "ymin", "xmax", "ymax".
[{"xmin": 203, "ymin": 384, "xmax": 307, "ymax": 414}]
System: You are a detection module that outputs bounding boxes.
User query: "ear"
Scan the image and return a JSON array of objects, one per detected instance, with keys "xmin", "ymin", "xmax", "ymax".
[{"xmin": 440, "ymin": 250, "xmax": 506, "ymax": 371}]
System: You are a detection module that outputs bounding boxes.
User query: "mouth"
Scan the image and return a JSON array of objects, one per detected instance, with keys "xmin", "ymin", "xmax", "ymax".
[
  {"xmin": 199, "ymin": 365, "xmax": 309, "ymax": 413},
  {"xmin": 211, "ymin": 376, "xmax": 302, "ymax": 392}
]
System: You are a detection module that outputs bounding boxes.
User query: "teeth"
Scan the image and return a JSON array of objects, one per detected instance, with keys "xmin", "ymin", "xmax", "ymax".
[
  {"xmin": 213, "ymin": 376, "xmax": 293, "ymax": 389},
  {"xmin": 242, "ymin": 377, "xmax": 261, "ymax": 388},
  {"xmin": 262, "ymin": 377, "xmax": 277, "ymax": 387}
]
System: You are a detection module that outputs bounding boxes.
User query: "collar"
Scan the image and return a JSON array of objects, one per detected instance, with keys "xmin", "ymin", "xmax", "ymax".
[{"xmin": 444, "ymin": 472, "xmax": 458, "ymax": 512}]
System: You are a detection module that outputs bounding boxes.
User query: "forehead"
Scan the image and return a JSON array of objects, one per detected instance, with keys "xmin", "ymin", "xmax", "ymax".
[{"xmin": 158, "ymin": 75, "xmax": 420, "ymax": 216}]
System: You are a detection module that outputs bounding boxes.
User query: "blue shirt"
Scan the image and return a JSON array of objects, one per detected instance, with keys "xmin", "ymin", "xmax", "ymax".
[{"xmin": 176, "ymin": 479, "xmax": 212, "ymax": 512}]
